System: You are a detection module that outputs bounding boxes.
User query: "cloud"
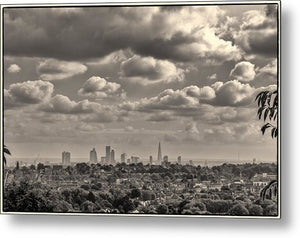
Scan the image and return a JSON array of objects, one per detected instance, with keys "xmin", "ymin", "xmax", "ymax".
[
  {"xmin": 39, "ymin": 94, "xmax": 102, "ymax": 114},
  {"xmin": 128, "ymin": 80, "xmax": 255, "ymax": 113},
  {"xmin": 4, "ymin": 6, "xmax": 242, "ymax": 64},
  {"xmin": 120, "ymin": 55, "xmax": 185, "ymax": 85},
  {"xmin": 229, "ymin": 61, "xmax": 256, "ymax": 82},
  {"xmin": 212, "ymin": 80, "xmax": 255, "ymax": 106},
  {"xmin": 185, "ymin": 121, "xmax": 200, "ymax": 134},
  {"xmin": 37, "ymin": 59, "xmax": 87, "ymax": 81},
  {"xmin": 4, "ymin": 80, "xmax": 54, "ymax": 109},
  {"xmin": 7, "ymin": 64, "xmax": 21, "ymax": 73},
  {"xmin": 231, "ymin": 6, "xmax": 278, "ymax": 57},
  {"xmin": 147, "ymin": 111, "xmax": 176, "ymax": 122},
  {"xmin": 78, "ymin": 76, "xmax": 124, "ymax": 99}
]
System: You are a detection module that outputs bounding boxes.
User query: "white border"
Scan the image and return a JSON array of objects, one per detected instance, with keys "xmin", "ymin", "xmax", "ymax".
[{"xmin": 0, "ymin": 0, "xmax": 281, "ymax": 219}]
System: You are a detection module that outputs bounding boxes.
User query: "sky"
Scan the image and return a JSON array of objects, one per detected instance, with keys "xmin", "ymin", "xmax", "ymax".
[{"xmin": 2, "ymin": 3, "xmax": 278, "ymax": 163}]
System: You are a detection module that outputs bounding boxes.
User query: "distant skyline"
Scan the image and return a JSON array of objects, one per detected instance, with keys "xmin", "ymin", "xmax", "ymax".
[{"xmin": 3, "ymin": 4, "xmax": 278, "ymax": 163}]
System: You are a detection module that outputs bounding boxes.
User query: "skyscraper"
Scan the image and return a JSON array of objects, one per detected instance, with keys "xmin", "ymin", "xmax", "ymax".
[
  {"xmin": 149, "ymin": 155, "xmax": 153, "ymax": 165},
  {"xmin": 105, "ymin": 146, "xmax": 111, "ymax": 164},
  {"xmin": 90, "ymin": 148, "xmax": 97, "ymax": 163},
  {"xmin": 157, "ymin": 142, "xmax": 162, "ymax": 164},
  {"xmin": 163, "ymin": 155, "xmax": 168, "ymax": 163},
  {"xmin": 111, "ymin": 149, "xmax": 115, "ymax": 164},
  {"xmin": 62, "ymin": 151, "xmax": 71, "ymax": 165},
  {"xmin": 177, "ymin": 156, "xmax": 182, "ymax": 164},
  {"xmin": 121, "ymin": 153, "xmax": 127, "ymax": 163}
]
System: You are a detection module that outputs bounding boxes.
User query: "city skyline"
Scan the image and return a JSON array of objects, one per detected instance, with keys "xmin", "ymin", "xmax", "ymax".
[{"xmin": 3, "ymin": 4, "xmax": 278, "ymax": 163}]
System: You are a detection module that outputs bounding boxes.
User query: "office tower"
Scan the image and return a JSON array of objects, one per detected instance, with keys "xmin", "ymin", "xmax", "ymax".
[
  {"xmin": 105, "ymin": 146, "xmax": 111, "ymax": 164},
  {"xmin": 101, "ymin": 156, "xmax": 106, "ymax": 164},
  {"xmin": 121, "ymin": 153, "xmax": 127, "ymax": 163},
  {"xmin": 149, "ymin": 155, "xmax": 153, "ymax": 165},
  {"xmin": 177, "ymin": 156, "xmax": 182, "ymax": 164},
  {"xmin": 62, "ymin": 151, "xmax": 71, "ymax": 165},
  {"xmin": 131, "ymin": 156, "xmax": 139, "ymax": 164},
  {"xmin": 163, "ymin": 155, "xmax": 168, "ymax": 163},
  {"xmin": 90, "ymin": 148, "xmax": 97, "ymax": 163},
  {"xmin": 157, "ymin": 142, "xmax": 162, "ymax": 164},
  {"xmin": 253, "ymin": 158, "xmax": 256, "ymax": 164},
  {"xmin": 111, "ymin": 149, "xmax": 115, "ymax": 164},
  {"xmin": 189, "ymin": 160, "xmax": 194, "ymax": 166}
]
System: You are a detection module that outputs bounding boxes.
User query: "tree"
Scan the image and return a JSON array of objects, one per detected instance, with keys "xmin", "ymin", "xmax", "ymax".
[
  {"xmin": 130, "ymin": 188, "xmax": 141, "ymax": 199},
  {"xmin": 3, "ymin": 145, "xmax": 11, "ymax": 166},
  {"xmin": 228, "ymin": 204, "xmax": 249, "ymax": 216},
  {"xmin": 156, "ymin": 204, "xmax": 168, "ymax": 214},
  {"xmin": 248, "ymin": 204, "xmax": 263, "ymax": 216},
  {"xmin": 255, "ymin": 90, "xmax": 278, "ymax": 138}
]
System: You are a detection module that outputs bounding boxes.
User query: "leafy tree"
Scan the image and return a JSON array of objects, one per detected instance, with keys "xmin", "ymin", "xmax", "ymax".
[
  {"xmin": 228, "ymin": 204, "xmax": 249, "ymax": 216},
  {"xmin": 247, "ymin": 204, "xmax": 263, "ymax": 216},
  {"xmin": 156, "ymin": 204, "xmax": 168, "ymax": 214},
  {"xmin": 255, "ymin": 90, "xmax": 278, "ymax": 138},
  {"xmin": 130, "ymin": 188, "xmax": 141, "ymax": 199},
  {"xmin": 3, "ymin": 145, "xmax": 11, "ymax": 166},
  {"xmin": 81, "ymin": 200, "xmax": 95, "ymax": 212}
]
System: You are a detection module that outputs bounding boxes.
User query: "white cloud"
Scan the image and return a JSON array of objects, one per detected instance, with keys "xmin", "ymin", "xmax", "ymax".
[
  {"xmin": 37, "ymin": 59, "xmax": 87, "ymax": 81},
  {"xmin": 39, "ymin": 94, "xmax": 102, "ymax": 114},
  {"xmin": 4, "ymin": 80, "xmax": 54, "ymax": 109},
  {"xmin": 230, "ymin": 61, "xmax": 256, "ymax": 82},
  {"xmin": 212, "ymin": 80, "xmax": 255, "ymax": 106},
  {"xmin": 120, "ymin": 55, "xmax": 185, "ymax": 85},
  {"xmin": 78, "ymin": 76, "xmax": 124, "ymax": 99},
  {"xmin": 7, "ymin": 64, "xmax": 21, "ymax": 73}
]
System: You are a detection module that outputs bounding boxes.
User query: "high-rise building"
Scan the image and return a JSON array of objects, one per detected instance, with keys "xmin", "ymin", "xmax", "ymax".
[
  {"xmin": 90, "ymin": 148, "xmax": 97, "ymax": 163},
  {"xmin": 253, "ymin": 158, "xmax": 256, "ymax": 164},
  {"xmin": 149, "ymin": 155, "xmax": 153, "ymax": 165},
  {"xmin": 121, "ymin": 153, "xmax": 127, "ymax": 163},
  {"xmin": 62, "ymin": 151, "xmax": 71, "ymax": 165},
  {"xmin": 101, "ymin": 156, "xmax": 106, "ymax": 164},
  {"xmin": 189, "ymin": 160, "xmax": 194, "ymax": 166},
  {"xmin": 131, "ymin": 156, "xmax": 139, "ymax": 164},
  {"xmin": 163, "ymin": 155, "xmax": 168, "ymax": 163},
  {"xmin": 105, "ymin": 146, "xmax": 111, "ymax": 164},
  {"xmin": 157, "ymin": 142, "xmax": 162, "ymax": 164},
  {"xmin": 111, "ymin": 149, "xmax": 115, "ymax": 164},
  {"xmin": 177, "ymin": 156, "xmax": 182, "ymax": 164}
]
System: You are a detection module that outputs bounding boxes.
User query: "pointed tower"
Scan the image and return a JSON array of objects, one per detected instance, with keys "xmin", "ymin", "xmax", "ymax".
[{"xmin": 157, "ymin": 142, "xmax": 162, "ymax": 164}]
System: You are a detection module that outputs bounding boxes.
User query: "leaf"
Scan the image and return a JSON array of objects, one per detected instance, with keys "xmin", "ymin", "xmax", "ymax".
[
  {"xmin": 4, "ymin": 147, "xmax": 11, "ymax": 155},
  {"xmin": 264, "ymin": 108, "xmax": 269, "ymax": 121},
  {"xmin": 261, "ymin": 123, "xmax": 271, "ymax": 135}
]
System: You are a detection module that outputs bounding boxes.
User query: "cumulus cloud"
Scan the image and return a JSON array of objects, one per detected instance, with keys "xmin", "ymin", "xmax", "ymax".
[
  {"xmin": 4, "ymin": 80, "xmax": 54, "ymax": 109},
  {"xmin": 231, "ymin": 6, "xmax": 278, "ymax": 57},
  {"xmin": 212, "ymin": 80, "xmax": 255, "ymax": 106},
  {"xmin": 37, "ymin": 59, "xmax": 87, "ymax": 81},
  {"xmin": 120, "ymin": 55, "xmax": 185, "ymax": 85},
  {"xmin": 229, "ymin": 61, "xmax": 256, "ymax": 82},
  {"xmin": 121, "ymin": 79, "xmax": 257, "ymax": 120},
  {"xmin": 4, "ymin": 6, "xmax": 242, "ymax": 64},
  {"xmin": 39, "ymin": 94, "xmax": 101, "ymax": 114},
  {"xmin": 78, "ymin": 76, "xmax": 124, "ymax": 99},
  {"xmin": 7, "ymin": 64, "xmax": 21, "ymax": 73}
]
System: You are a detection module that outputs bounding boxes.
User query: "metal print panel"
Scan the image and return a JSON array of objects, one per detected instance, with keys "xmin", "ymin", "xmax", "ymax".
[{"xmin": 0, "ymin": 1, "xmax": 280, "ymax": 218}]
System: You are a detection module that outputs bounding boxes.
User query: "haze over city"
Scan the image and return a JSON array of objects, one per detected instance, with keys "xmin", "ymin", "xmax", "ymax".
[{"xmin": 3, "ymin": 4, "xmax": 278, "ymax": 163}]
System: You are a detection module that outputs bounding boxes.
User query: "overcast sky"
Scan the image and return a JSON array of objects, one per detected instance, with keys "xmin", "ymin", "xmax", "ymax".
[{"xmin": 3, "ymin": 3, "xmax": 278, "ymax": 163}]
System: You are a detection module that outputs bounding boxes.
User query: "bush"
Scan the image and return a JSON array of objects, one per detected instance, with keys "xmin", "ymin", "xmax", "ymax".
[
  {"xmin": 156, "ymin": 204, "xmax": 168, "ymax": 214},
  {"xmin": 248, "ymin": 204, "xmax": 263, "ymax": 216},
  {"xmin": 228, "ymin": 204, "xmax": 249, "ymax": 216}
]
